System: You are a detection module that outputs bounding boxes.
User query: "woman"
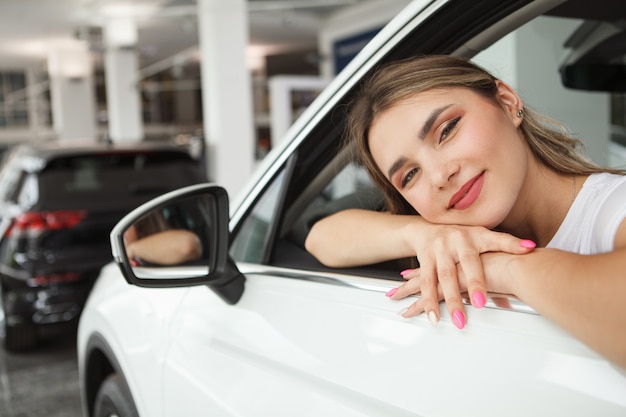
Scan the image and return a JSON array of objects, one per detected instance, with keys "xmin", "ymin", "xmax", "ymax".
[{"xmin": 305, "ymin": 55, "xmax": 626, "ymax": 368}]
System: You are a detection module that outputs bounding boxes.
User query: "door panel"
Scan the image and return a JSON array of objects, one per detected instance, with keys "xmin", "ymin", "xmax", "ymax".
[{"xmin": 161, "ymin": 267, "xmax": 626, "ymax": 417}]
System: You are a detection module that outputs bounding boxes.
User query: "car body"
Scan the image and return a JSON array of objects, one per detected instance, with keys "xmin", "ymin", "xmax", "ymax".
[
  {"xmin": 0, "ymin": 140, "xmax": 207, "ymax": 351},
  {"xmin": 78, "ymin": 0, "xmax": 626, "ymax": 416}
]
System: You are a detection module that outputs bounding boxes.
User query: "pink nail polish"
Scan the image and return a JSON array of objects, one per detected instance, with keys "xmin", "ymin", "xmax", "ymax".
[
  {"xmin": 471, "ymin": 291, "xmax": 486, "ymax": 308},
  {"xmin": 520, "ymin": 239, "xmax": 536, "ymax": 249},
  {"xmin": 400, "ymin": 269, "xmax": 412, "ymax": 277},
  {"xmin": 385, "ymin": 287, "xmax": 398, "ymax": 297},
  {"xmin": 452, "ymin": 310, "xmax": 465, "ymax": 329}
]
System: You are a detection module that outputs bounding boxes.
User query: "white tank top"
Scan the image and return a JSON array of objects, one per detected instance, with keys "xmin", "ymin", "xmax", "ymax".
[{"xmin": 547, "ymin": 172, "xmax": 626, "ymax": 254}]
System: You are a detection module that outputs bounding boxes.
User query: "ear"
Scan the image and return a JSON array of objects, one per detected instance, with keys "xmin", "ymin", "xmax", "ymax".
[{"xmin": 494, "ymin": 80, "xmax": 524, "ymax": 126}]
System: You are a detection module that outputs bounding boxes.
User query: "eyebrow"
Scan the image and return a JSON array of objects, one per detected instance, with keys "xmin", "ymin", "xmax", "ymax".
[
  {"xmin": 386, "ymin": 104, "xmax": 453, "ymax": 180},
  {"xmin": 419, "ymin": 104, "xmax": 453, "ymax": 139},
  {"xmin": 387, "ymin": 156, "xmax": 408, "ymax": 181}
]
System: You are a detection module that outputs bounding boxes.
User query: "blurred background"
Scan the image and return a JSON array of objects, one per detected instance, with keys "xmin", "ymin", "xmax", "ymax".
[{"xmin": 0, "ymin": 0, "xmax": 414, "ymax": 195}]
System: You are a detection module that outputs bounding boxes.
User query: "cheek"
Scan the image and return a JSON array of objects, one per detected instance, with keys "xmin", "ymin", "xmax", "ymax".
[{"xmin": 403, "ymin": 187, "xmax": 438, "ymax": 221}]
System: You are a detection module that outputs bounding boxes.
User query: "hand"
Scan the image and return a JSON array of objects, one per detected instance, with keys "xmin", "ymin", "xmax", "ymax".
[{"xmin": 390, "ymin": 224, "xmax": 536, "ymax": 328}]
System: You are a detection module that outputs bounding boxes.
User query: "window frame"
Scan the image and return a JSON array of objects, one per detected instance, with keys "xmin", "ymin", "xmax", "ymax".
[{"xmin": 228, "ymin": 0, "xmax": 567, "ymax": 279}]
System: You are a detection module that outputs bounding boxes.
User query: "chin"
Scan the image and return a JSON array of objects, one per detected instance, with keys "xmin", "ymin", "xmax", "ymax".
[{"xmin": 455, "ymin": 214, "xmax": 503, "ymax": 230}]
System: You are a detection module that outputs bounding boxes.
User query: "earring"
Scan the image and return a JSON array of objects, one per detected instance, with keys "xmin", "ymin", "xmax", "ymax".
[{"xmin": 516, "ymin": 109, "xmax": 524, "ymax": 118}]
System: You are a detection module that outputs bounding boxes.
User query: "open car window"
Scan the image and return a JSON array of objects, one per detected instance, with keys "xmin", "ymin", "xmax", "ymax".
[{"xmin": 230, "ymin": 0, "xmax": 626, "ymax": 279}]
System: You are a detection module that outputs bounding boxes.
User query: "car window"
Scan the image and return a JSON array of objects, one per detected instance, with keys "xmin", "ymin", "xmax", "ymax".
[
  {"xmin": 37, "ymin": 152, "xmax": 206, "ymax": 211},
  {"xmin": 230, "ymin": 168, "xmax": 287, "ymax": 263},
  {"xmin": 473, "ymin": 13, "xmax": 626, "ymax": 169},
  {"xmin": 0, "ymin": 151, "xmax": 22, "ymax": 203},
  {"xmin": 280, "ymin": 159, "xmax": 382, "ymax": 252},
  {"xmin": 231, "ymin": 0, "xmax": 626, "ymax": 279},
  {"xmin": 15, "ymin": 173, "xmax": 36, "ymax": 208}
]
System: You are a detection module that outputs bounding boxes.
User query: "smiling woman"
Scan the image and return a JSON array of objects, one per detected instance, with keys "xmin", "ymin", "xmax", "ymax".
[
  {"xmin": 76, "ymin": 2, "xmax": 626, "ymax": 416},
  {"xmin": 305, "ymin": 55, "xmax": 626, "ymax": 368}
]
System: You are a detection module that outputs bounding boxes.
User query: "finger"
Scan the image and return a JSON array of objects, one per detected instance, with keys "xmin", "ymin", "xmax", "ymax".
[
  {"xmin": 399, "ymin": 298, "xmax": 424, "ymax": 317},
  {"xmin": 479, "ymin": 229, "xmax": 536, "ymax": 254},
  {"xmin": 398, "ymin": 255, "xmax": 440, "ymax": 324},
  {"xmin": 389, "ymin": 271, "xmax": 422, "ymax": 299},
  {"xmin": 399, "ymin": 268, "xmax": 418, "ymax": 279},
  {"xmin": 398, "ymin": 287, "xmax": 443, "ymax": 327},
  {"xmin": 456, "ymin": 249, "xmax": 487, "ymax": 309},
  {"xmin": 417, "ymin": 264, "xmax": 441, "ymax": 326},
  {"xmin": 492, "ymin": 296, "xmax": 513, "ymax": 309},
  {"xmin": 436, "ymin": 257, "xmax": 466, "ymax": 330}
]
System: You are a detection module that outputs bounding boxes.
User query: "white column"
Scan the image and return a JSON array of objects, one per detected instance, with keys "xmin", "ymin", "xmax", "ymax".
[
  {"xmin": 197, "ymin": 0, "xmax": 255, "ymax": 198},
  {"xmin": 268, "ymin": 75, "xmax": 328, "ymax": 146},
  {"xmin": 47, "ymin": 41, "xmax": 96, "ymax": 141},
  {"xmin": 103, "ymin": 18, "xmax": 143, "ymax": 142},
  {"xmin": 26, "ymin": 67, "xmax": 40, "ymax": 133}
]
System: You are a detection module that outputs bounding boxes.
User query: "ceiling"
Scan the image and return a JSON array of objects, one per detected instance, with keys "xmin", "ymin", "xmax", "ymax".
[{"xmin": 0, "ymin": 0, "xmax": 366, "ymax": 74}]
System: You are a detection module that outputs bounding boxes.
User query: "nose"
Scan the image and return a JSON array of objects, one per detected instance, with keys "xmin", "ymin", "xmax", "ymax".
[{"xmin": 429, "ymin": 160, "xmax": 459, "ymax": 190}]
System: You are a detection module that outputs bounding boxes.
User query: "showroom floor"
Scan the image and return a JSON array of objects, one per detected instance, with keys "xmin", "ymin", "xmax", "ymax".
[{"xmin": 0, "ymin": 328, "xmax": 82, "ymax": 417}]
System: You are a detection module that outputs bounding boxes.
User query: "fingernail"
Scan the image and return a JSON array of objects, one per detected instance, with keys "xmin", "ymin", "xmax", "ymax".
[
  {"xmin": 471, "ymin": 291, "xmax": 486, "ymax": 308},
  {"xmin": 385, "ymin": 287, "xmax": 398, "ymax": 297},
  {"xmin": 452, "ymin": 310, "xmax": 466, "ymax": 329},
  {"xmin": 520, "ymin": 239, "xmax": 536, "ymax": 249},
  {"xmin": 397, "ymin": 307, "xmax": 409, "ymax": 317},
  {"xmin": 428, "ymin": 311, "xmax": 439, "ymax": 327},
  {"xmin": 400, "ymin": 269, "xmax": 412, "ymax": 277}
]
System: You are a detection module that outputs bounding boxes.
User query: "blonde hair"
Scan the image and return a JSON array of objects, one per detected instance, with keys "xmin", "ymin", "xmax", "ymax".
[{"xmin": 347, "ymin": 55, "xmax": 623, "ymax": 215}]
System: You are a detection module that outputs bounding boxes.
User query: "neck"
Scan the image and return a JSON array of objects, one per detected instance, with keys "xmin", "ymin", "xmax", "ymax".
[{"xmin": 497, "ymin": 164, "xmax": 585, "ymax": 247}]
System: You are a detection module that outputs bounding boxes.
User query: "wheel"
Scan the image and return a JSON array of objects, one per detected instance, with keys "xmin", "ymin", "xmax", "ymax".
[
  {"xmin": 94, "ymin": 373, "xmax": 139, "ymax": 417},
  {"xmin": 3, "ymin": 321, "xmax": 38, "ymax": 351},
  {"xmin": 0, "ymin": 283, "xmax": 38, "ymax": 352}
]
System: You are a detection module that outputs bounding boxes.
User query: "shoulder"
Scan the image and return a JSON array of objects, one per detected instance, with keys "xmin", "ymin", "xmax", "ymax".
[
  {"xmin": 595, "ymin": 173, "xmax": 626, "ymax": 248},
  {"xmin": 615, "ymin": 218, "xmax": 626, "ymax": 249},
  {"xmin": 583, "ymin": 172, "xmax": 626, "ymax": 190},
  {"xmin": 550, "ymin": 173, "xmax": 626, "ymax": 253},
  {"xmin": 585, "ymin": 173, "xmax": 626, "ymax": 213},
  {"xmin": 576, "ymin": 173, "xmax": 626, "ymax": 210},
  {"xmin": 584, "ymin": 173, "xmax": 626, "ymax": 250}
]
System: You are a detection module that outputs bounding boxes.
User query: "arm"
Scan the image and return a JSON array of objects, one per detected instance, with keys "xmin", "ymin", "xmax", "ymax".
[
  {"xmin": 305, "ymin": 208, "xmax": 535, "ymax": 326},
  {"xmin": 126, "ymin": 229, "xmax": 203, "ymax": 265},
  {"xmin": 305, "ymin": 209, "xmax": 427, "ymax": 268},
  {"xmin": 394, "ymin": 220, "xmax": 626, "ymax": 368},
  {"xmin": 491, "ymin": 248, "xmax": 626, "ymax": 369}
]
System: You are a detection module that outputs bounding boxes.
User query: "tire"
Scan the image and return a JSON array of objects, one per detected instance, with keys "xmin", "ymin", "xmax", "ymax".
[
  {"xmin": 0, "ymin": 283, "xmax": 38, "ymax": 352},
  {"xmin": 3, "ymin": 321, "xmax": 38, "ymax": 351},
  {"xmin": 94, "ymin": 373, "xmax": 139, "ymax": 417}
]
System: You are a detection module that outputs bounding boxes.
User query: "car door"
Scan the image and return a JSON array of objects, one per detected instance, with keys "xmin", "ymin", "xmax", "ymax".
[
  {"xmin": 159, "ymin": 163, "xmax": 626, "ymax": 417},
  {"xmin": 159, "ymin": 0, "xmax": 626, "ymax": 415}
]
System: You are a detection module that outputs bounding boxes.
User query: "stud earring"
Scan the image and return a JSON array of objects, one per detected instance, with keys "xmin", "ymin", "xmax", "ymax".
[{"xmin": 516, "ymin": 109, "xmax": 524, "ymax": 118}]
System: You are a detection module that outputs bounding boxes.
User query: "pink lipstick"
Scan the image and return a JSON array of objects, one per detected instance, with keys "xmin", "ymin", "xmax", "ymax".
[{"xmin": 449, "ymin": 172, "xmax": 484, "ymax": 210}]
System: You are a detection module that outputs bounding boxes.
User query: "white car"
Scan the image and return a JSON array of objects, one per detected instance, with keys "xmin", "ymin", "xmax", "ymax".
[{"xmin": 77, "ymin": 0, "xmax": 626, "ymax": 416}]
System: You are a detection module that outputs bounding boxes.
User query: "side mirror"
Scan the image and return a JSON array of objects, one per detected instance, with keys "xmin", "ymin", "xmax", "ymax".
[{"xmin": 110, "ymin": 183, "xmax": 245, "ymax": 304}]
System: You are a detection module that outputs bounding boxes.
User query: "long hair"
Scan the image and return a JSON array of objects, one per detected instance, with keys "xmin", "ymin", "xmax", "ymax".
[{"xmin": 346, "ymin": 55, "xmax": 623, "ymax": 215}]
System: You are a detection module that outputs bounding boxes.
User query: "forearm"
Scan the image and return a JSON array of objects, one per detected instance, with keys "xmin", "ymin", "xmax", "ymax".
[
  {"xmin": 127, "ymin": 230, "xmax": 202, "ymax": 265},
  {"xmin": 498, "ymin": 248, "xmax": 626, "ymax": 368},
  {"xmin": 305, "ymin": 209, "xmax": 425, "ymax": 267}
]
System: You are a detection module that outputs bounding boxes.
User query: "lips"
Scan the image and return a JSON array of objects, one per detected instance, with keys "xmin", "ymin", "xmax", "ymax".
[{"xmin": 448, "ymin": 172, "xmax": 485, "ymax": 210}]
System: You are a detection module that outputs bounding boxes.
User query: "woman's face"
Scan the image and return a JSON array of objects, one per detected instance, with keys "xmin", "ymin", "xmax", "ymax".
[{"xmin": 368, "ymin": 83, "xmax": 529, "ymax": 228}]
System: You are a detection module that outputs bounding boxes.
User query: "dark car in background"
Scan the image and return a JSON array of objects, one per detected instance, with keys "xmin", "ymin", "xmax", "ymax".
[{"xmin": 0, "ymin": 140, "xmax": 207, "ymax": 351}]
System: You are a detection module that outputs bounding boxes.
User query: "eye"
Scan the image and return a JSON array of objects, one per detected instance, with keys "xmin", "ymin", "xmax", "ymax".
[
  {"xmin": 439, "ymin": 116, "xmax": 461, "ymax": 142},
  {"xmin": 401, "ymin": 167, "xmax": 419, "ymax": 188}
]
